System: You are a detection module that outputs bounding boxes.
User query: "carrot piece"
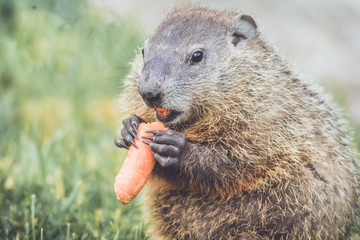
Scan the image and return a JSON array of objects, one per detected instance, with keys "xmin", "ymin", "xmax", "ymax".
[
  {"xmin": 114, "ymin": 122, "xmax": 168, "ymax": 205},
  {"xmin": 154, "ymin": 107, "xmax": 172, "ymax": 118}
]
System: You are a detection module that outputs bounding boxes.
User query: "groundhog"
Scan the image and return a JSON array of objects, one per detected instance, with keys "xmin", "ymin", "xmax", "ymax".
[{"xmin": 115, "ymin": 6, "xmax": 359, "ymax": 240}]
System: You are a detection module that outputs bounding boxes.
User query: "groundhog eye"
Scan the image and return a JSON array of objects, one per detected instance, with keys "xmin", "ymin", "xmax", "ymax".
[
  {"xmin": 141, "ymin": 48, "xmax": 144, "ymax": 58},
  {"xmin": 190, "ymin": 51, "xmax": 203, "ymax": 64}
]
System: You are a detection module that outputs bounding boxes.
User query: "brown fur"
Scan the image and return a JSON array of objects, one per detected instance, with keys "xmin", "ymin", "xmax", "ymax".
[{"xmin": 119, "ymin": 6, "xmax": 359, "ymax": 240}]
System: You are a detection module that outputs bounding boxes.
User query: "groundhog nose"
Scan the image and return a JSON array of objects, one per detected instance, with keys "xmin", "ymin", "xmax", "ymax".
[{"xmin": 139, "ymin": 89, "xmax": 163, "ymax": 107}]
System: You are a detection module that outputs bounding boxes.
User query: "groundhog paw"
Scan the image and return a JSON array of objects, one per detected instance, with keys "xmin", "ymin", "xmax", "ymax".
[
  {"xmin": 141, "ymin": 130, "xmax": 186, "ymax": 167},
  {"xmin": 114, "ymin": 114, "xmax": 145, "ymax": 149}
]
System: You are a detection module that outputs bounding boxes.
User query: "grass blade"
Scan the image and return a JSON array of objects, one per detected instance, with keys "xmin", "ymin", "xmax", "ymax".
[
  {"xmin": 31, "ymin": 194, "xmax": 36, "ymax": 240},
  {"xmin": 113, "ymin": 230, "xmax": 120, "ymax": 240},
  {"xmin": 61, "ymin": 180, "xmax": 82, "ymax": 211},
  {"xmin": 25, "ymin": 222, "xmax": 29, "ymax": 240},
  {"xmin": 66, "ymin": 222, "xmax": 70, "ymax": 240},
  {"xmin": 134, "ymin": 226, "xmax": 139, "ymax": 240}
]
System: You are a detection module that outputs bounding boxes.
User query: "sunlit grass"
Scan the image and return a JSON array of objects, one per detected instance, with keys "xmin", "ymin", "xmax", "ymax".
[
  {"xmin": 0, "ymin": 0, "xmax": 149, "ymax": 239},
  {"xmin": 0, "ymin": 95, "xmax": 151, "ymax": 239}
]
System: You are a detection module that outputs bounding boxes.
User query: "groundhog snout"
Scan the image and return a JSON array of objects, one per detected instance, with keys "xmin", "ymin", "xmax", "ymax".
[{"xmin": 139, "ymin": 86, "xmax": 164, "ymax": 108}]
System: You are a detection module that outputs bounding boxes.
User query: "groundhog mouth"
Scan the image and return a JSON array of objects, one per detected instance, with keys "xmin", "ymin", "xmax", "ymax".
[{"xmin": 154, "ymin": 107, "xmax": 181, "ymax": 123}]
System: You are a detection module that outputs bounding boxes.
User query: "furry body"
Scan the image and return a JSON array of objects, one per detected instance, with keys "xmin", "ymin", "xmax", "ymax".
[{"xmin": 120, "ymin": 7, "xmax": 359, "ymax": 240}]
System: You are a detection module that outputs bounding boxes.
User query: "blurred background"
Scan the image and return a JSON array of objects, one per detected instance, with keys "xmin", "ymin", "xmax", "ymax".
[{"xmin": 0, "ymin": 0, "xmax": 359, "ymax": 239}]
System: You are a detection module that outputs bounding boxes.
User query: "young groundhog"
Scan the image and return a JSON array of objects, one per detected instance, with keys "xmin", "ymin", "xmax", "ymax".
[{"xmin": 115, "ymin": 6, "xmax": 359, "ymax": 240}]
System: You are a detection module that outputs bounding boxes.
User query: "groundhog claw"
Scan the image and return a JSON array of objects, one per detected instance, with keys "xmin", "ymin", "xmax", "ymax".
[
  {"xmin": 145, "ymin": 130, "xmax": 159, "ymax": 135},
  {"xmin": 131, "ymin": 122, "xmax": 140, "ymax": 140},
  {"xmin": 141, "ymin": 136, "xmax": 155, "ymax": 141}
]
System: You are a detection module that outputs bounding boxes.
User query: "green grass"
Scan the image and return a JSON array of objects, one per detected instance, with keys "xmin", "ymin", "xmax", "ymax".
[
  {"xmin": 0, "ymin": 0, "xmax": 148, "ymax": 239},
  {"xmin": 1, "ymin": 0, "xmax": 360, "ymax": 239}
]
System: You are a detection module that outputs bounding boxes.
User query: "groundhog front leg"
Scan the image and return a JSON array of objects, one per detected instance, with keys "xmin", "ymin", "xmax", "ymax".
[
  {"xmin": 141, "ymin": 130, "xmax": 246, "ymax": 196},
  {"xmin": 114, "ymin": 114, "xmax": 186, "ymax": 167},
  {"xmin": 141, "ymin": 130, "xmax": 186, "ymax": 168},
  {"xmin": 115, "ymin": 114, "xmax": 246, "ymax": 195}
]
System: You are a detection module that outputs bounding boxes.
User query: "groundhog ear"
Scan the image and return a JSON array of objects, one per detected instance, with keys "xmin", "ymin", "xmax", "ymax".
[{"xmin": 231, "ymin": 14, "xmax": 257, "ymax": 47}]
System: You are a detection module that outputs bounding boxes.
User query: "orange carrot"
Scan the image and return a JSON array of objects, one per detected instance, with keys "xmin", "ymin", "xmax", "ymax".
[
  {"xmin": 154, "ymin": 107, "xmax": 172, "ymax": 118},
  {"xmin": 114, "ymin": 122, "xmax": 168, "ymax": 205}
]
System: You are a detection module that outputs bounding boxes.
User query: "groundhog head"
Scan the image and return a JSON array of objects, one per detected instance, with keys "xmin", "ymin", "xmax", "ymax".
[{"xmin": 138, "ymin": 7, "xmax": 258, "ymax": 128}]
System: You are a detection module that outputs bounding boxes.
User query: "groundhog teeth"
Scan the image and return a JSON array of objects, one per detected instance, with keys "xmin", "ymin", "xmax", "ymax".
[{"xmin": 154, "ymin": 107, "xmax": 172, "ymax": 117}]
